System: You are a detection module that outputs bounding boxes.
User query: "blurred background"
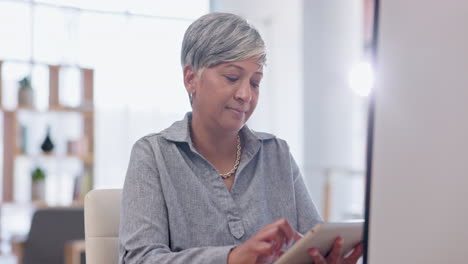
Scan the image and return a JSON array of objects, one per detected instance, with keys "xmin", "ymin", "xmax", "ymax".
[{"xmin": 0, "ymin": 0, "xmax": 374, "ymax": 263}]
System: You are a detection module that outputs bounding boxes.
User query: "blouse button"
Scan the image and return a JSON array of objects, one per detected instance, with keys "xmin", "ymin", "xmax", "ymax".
[{"xmin": 228, "ymin": 220, "xmax": 245, "ymax": 239}]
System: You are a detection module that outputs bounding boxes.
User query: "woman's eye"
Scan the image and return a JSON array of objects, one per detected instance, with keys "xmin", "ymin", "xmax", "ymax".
[
  {"xmin": 251, "ymin": 82, "xmax": 260, "ymax": 88},
  {"xmin": 225, "ymin": 76, "xmax": 239, "ymax": 83}
]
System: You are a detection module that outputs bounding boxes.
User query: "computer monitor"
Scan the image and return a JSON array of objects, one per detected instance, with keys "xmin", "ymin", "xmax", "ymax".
[{"xmin": 363, "ymin": 0, "xmax": 468, "ymax": 263}]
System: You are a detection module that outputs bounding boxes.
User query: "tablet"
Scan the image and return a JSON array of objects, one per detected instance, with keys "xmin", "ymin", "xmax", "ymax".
[{"xmin": 274, "ymin": 221, "xmax": 363, "ymax": 264}]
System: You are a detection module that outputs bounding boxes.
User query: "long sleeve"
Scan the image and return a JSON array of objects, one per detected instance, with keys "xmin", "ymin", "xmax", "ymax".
[
  {"xmin": 290, "ymin": 153, "xmax": 323, "ymax": 234},
  {"xmin": 119, "ymin": 138, "xmax": 234, "ymax": 264}
]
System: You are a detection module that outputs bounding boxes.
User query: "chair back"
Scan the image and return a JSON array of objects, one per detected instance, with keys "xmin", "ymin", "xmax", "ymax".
[
  {"xmin": 23, "ymin": 208, "xmax": 84, "ymax": 264},
  {"xmin": 84, "ymin": 189, "xmax": 122, "ymax": 264}
]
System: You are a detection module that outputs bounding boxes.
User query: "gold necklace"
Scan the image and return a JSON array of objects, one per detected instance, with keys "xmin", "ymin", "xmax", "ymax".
[{"xmin": 219, "ymin": 135, "xmax": 241, "ymax": 179}]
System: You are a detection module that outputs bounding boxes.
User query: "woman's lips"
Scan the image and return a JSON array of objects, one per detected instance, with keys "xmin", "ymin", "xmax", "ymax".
[
  {"xmin": 226, "ymin": 107, "xmax": 247, "ymax": 117},
  {"xmin": 226, "ymin": 107, "xmax": 247, "ymax": 113}
]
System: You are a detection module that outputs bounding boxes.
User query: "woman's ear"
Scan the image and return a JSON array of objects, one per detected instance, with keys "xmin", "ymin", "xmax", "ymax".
[{"xmin": 183, "ymin": 65, "xmax": 197, "ymax": 95}]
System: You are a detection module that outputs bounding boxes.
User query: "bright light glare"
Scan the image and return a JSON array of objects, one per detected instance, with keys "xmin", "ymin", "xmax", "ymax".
[{"xmin": 348, "ymin": 61, "xmax": 375, "ymax": 97}]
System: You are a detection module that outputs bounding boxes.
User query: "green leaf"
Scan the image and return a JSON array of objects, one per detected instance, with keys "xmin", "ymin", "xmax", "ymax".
[{"xmin": 31, "ymin": 167, "xmax": 46, "ymax": 181}]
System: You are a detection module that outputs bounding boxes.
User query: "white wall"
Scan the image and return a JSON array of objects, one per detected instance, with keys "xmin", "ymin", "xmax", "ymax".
[
  {"xmin": 368, "ymin": 1, "xmax": 468, "ymax": 263},
  {"xmin": 211, "ymin": 0, "xmax": 304, "ymax": 167},
  {"xmin": 213, "ymin": 0, "xmax": 367, "ymax": 218},
  {"xmin": 303, "ymin": 0, "xmax": 366, "ymax": 216}
]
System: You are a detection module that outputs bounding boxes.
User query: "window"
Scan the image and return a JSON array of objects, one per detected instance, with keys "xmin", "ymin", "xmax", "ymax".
[{"xmin": 0, "ymin": 0, "xmax": 209, "ymax": 193}]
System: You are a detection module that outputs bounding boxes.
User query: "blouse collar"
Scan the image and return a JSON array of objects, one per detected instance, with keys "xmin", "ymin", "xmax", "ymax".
[{"xmin": 160, "ymin": 112, "xmax": 275, "ymax": 157}]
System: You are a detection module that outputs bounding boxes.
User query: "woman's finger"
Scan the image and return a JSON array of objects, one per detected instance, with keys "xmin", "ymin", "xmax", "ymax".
[
  {"xmin": 308, "ymin": 248, "xmax": 327, "ymax": 264},
  {"xmin": 276, "ymin": 218, "xmax": 295, "ymax": 245},
  {"xmin": 251, "ymin": 218, "xmax": 301, "ymax": 259},
  {"xmin": 252, "ymin": 241, "xmax": 275, "ymax": 256},
  {"xmin": 263, "ymin": 218, "xmax": 295, "ymax": 246},
  {"xmin": 259, "ymin": 225, "xmax": 286, "ymax": 251},
  {"xmin": 326, "ymin": 237, "xmax": 344, "ymax": 263},
  {"xmin": 257, "ymin": 224, "xmax": 287, "ymax": 249},
  {"xmin": 344, "ymin": 242, "xmax": 363, "ymax": 264}
]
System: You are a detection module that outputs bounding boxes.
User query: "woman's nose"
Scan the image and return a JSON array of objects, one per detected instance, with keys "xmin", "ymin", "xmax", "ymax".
[{"xmin": 234, "ymin": 79, "xmax": 252, "ymax": 103}]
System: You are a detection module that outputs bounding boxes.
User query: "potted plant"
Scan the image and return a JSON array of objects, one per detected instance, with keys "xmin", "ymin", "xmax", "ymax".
[
  {"xmin": 18, "ymin": 76, "xmax": 34, "ymax": 108},
  {"xmin": 31, "ymin": 167, "xmax": 46, "ymax": 201}
]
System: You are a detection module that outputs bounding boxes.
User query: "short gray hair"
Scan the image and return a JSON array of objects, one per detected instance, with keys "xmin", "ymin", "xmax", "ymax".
[{"xmin": 181, "ymin": 12, "xmax": 266, "ymax": 73}]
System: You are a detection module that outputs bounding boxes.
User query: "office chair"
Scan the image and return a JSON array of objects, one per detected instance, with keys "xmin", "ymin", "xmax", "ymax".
[{"xmin": 18, "ymin": 208, "xmax": 85, "ymax": 264}]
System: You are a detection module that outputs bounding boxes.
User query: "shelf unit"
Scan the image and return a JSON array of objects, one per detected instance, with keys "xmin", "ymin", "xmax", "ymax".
[{"xmin": 0, "ymin": 59, "xmax": 94, "ymax": 204}]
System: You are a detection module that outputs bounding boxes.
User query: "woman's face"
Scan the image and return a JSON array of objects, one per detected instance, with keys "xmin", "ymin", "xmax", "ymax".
[{"xmin": 185, "ymin": 57, "xmax": 263, "ymax": 133}]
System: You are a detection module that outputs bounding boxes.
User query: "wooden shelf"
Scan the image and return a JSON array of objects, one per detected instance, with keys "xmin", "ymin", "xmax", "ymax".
[
  {"xmin": 14, "ymin": 153, "xmax": 94, "ymax": 165},
  {"xmin": 0, "ymin": 200, "xmax": 84, "ymax": 209},
  {"xmin": 9, "ymin": 106, "xmax": 94, "ymax": 114},
  {"xmin": 1, "ymin": 60, "xmax": 95, "ymax": 203},
  {"xmin": 48, "ymin": 105, "xmax": 94, "ymax": 113}
]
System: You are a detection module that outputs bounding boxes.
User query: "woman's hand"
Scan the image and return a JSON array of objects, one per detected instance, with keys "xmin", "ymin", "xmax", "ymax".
[
  {"xmin": 308, "ymin": 237, "xmax": 363, "ymax": 264},
  {"xmin": 227, "ymin": 218, "xmax": 302, "ymax": 264}
]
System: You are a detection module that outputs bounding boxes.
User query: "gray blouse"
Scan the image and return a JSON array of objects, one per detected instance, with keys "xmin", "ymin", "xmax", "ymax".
[{"xmin": 119, "ymin": 113, "xmax": 322, "ymax": 264}]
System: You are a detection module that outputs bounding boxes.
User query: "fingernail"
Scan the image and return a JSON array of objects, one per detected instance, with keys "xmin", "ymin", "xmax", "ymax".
[{"xmin": 309, "ymin": 249, "xmax": 318, "ymax": 256}]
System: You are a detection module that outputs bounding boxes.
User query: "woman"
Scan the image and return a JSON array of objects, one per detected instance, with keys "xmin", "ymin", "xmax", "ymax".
[{"xmin": 119, "ymin": 12, "xmax": 362, "ymax": 264}]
